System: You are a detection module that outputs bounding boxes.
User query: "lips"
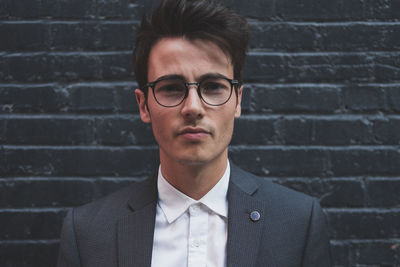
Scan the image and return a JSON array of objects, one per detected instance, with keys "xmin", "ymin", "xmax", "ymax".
[
  {"xmin": 178, "ymin": 127, "xmax": 210, "ymax": 140},
  {"xmin": 179, "ymin": 127, "xmax": 209, "ymax": 134}
]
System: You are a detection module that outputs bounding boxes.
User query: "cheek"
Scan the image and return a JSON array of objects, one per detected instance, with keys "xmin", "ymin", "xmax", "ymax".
[
  {"xmin": 149, "ymin": 110, "xmax": 176, "ymax": 142},
  {"xmin": 151, "ymin": 116, "xmax": 166, "ymax": 138},
  {"xmin": 216, "ymin": 110, "xmax": 236, "ymax": 140}
]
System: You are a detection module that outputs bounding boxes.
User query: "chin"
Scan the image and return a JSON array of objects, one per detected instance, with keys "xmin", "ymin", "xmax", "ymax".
[
  {"xmin": 174, "ymin": 149, "xmax": 226, "ymax": 167},
  {"xmin": 175, "ymin": 155, "xmax": 210, "ymax": 166}
]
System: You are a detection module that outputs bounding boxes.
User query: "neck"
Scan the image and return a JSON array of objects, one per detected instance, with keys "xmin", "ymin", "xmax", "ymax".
[{"xmin": 159, "ymin": 151, "xmax": 228, "ymax": 200}]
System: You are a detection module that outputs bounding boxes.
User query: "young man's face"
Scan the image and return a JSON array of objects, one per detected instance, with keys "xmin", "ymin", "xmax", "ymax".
[{"xmin": 135, "ymin": 37, "xmax": 242, "ymax": 167}]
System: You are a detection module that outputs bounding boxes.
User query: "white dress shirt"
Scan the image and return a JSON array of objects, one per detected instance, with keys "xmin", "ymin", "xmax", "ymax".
[{"xmin": 151, "ymin": 161, "xmax": 230, "ymax": 267}]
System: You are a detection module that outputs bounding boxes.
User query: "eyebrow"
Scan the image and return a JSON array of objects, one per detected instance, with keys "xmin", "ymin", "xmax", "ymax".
[
  {"xmin": 152, "ymin": 72, "xmax": 231, "ymax": 83},
  {"xmin": 151, "ymin": 74, "xmax": 185, "ymax": 83},
  {"xmin": 197, "ymin": 72, "xmax": 231, "ymax": 81}
]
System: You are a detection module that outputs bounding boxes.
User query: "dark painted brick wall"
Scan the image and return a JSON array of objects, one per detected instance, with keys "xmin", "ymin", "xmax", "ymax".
[{"xmin": 1, "ymin": 0, "xmax": 400, "ymax": 266}]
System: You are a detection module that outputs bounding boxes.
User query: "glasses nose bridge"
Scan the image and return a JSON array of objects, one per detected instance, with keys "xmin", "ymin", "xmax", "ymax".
[
  {"xmin": 184, "ymin": 81, "xmax": 202, "ymax": 98},
  {"xmin": 185, "ymin": 81, "xmax": 200, "ymax": 90},
  {"xmin": 183, "ymin": 81, "xmax": 203, "ymax": 104}
]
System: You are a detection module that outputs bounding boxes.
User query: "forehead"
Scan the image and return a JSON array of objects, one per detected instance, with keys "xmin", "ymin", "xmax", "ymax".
[{"xmin": 147, "ymin": 37, "xmax": 233, "ymax": 81}]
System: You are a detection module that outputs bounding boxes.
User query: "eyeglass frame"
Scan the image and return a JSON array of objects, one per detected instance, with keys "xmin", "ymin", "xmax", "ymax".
[{"xmin": 140, "ymin": 74, "xmax": 241, "ymax": 108}]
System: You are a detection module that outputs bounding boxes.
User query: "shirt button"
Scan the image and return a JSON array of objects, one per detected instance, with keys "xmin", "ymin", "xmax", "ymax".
[
  {"xmin": 193, "ymin": 240, "xmax": 200, "ymax": 247},
  {"xmin": 189, "ymin": 205, "xmax": 199, "ymax": 215}
]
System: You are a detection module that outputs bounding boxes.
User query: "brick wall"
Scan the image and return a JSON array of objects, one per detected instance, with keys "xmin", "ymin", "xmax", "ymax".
[{"xmin": 1, "ymin": 0, "xmax": 399, "ymax": 266}]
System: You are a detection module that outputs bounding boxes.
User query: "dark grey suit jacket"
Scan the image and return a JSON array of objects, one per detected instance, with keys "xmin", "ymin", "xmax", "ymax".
[{"xmin": 57, "ymin": 164, "xmax": 332, "ymax": 267}]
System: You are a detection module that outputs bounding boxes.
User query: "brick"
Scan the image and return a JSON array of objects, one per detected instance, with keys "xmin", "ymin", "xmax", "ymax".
[
  {"xmin": 367, "ymin": 0, "xmax": 400, "ymax": 20},
  {"xmin": 2, "ymin": 147, "xmax": 158, "ymax": 177},
  {"xmin": 0, "ymin": 179, "xmax": 95, "ymax": 208},
  {"xmin": 250, "ymin": 23, "xmax": 319, "ymax": 51},
  {"xmin": 0, "ymin": 85, "xmax": 68, "ymax": 113},
  {"xmin": 0, "ymin": 148, "xmax": 6, "ymax": 174},
  {"xmin": 229, "ymin": 147, "xmax": 330, "ymax": 177},
  {"xmin": 221, "ymin": 0, "xmax": 275, "ymax": 20},
  {"xmin": 244, "ymin": 54, "xmax": 286, "ymax": 83},
  {"xmin": 49, "ymin": 22, "xmax": 100, "ymax": 51},
  {"xmin": 2, "ymin": 117, "xmax": 95, "ymax": 145},
  {"xmin": 277, "ymin": 178, "xmax": 365, "ymax": 208},
  {"xmin": 67, "ymin": 84, "xmax": 117, "ymax": 112},
  {"xmin": 372, "ymin": 117, "xmax": 400, "ymax": 145},
  {"xmin": 352, "ymin": 241, "xmax": 400, "ymax": 266},
  {"xmin": 274, "ymin": 117, "xmax": 312, "ymax": 145},
  {"xmin": 327, "ymin": 210, "xmax": 400, "ymax": 239},
  {"xmin": 330, "ymin": 241, "xmax": 349, "ymax": 266},
  {"xmin": 318, "ymin": 179, "xmax": 365, "ymax": 208},
  {"xmin": 0, "ymin": 52, "xmax": 133, "ymax": 83},
  {"xmin": 251, "ymin": 85, "xmax": 341, "ymax": 113},
  {"xmin": 0, "ymin": 120, "xmax": 6, "ymax": 143},
  {"xmin": 342, "ymin": 85, "xmax": 386, "ymax": 112},
  {"xmin": 94, "ymin": 0, "xmax": 150, "ymax": 19},
  {"xmin": 387, "ymin": 87, "xmax": 400, "ymax": 112},
  {"xmin": 330, "ymin": 148, "xmax": 400, "ymax": 176},
  {"xmin": 66, "ymin": 83, "xmax": 138, "ymax": 113},
  {"xmin": 0, "ymin": 53, "xmax": 51, "ymax": 82},
  {"xmin": 95, "ymin": 116, "xmax": 155, "ymax": 145},
  {"xmin": 366, "ymin": 178, "xmax": 400, "ymax": 208},
  {"xmin": 0, "ymin": 22, "xmax": 48, "ymax": 51},
  {"xmin": 97, "ymin": 22, "xmax": 136, "ymax": 50},
  {"xmin": 100, "ymin": 53, "xmax": 133, "ymax": 80},
  {"xmin": 374, "ymin": 53, "xmax": 400, "ymax": 83},
  {"xmin": 51, "ymin": 53, "xmax": 103, "ymax": 82},
  {"xmin": 244, "ymin": 53, "xmax": 376, "ymax": 83},
  {"xmin": 0, "ymin": 210, "xmax": 65, "ymax": 240},
  {"xmin": 231, "ymin": 116, "xmax": 276, "ymax": 145},
  {"xmin": 0, "ymin": 0, "xmax": 6, "ymax": 18},
  {"xmin": 0, "ymin": 242, "xmax": 58, "ymax": 267},
  {"xmin": 312, "ymin": 117, "xmax": 374, "ymax": 145}
]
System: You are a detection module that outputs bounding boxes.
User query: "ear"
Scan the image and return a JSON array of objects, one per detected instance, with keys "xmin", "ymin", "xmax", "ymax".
[
  {"xmin": 135, "ymin": 89, "xmax": 151, "ymax": 123},
  {"xmin": 234, "ymin": 85, "xmax": 243, "ymax": 118}
]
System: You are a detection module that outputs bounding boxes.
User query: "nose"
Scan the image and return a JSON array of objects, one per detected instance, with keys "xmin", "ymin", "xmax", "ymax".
[{"xmin": 181, "ymin": 86, "xmax": 205, "ymax": 120}]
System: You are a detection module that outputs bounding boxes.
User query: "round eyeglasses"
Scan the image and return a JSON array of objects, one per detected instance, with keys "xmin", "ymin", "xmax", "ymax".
[{"xmin": 141, "ymin": 75, "xmax": 240, "ymax": 107}]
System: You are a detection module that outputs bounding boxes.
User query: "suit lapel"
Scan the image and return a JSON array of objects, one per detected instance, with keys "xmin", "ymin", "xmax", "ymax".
[
  {"xmin": 227, "ymin": 164, "xmax": 274, "ymax": 267},
  {"xmin": 117, "ymin": 174, "xmax": 158, "ymax": 267}
]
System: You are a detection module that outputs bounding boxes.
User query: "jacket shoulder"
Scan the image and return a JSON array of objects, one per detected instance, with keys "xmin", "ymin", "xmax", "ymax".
[
  {"xmin": 231, "ymin": 164, "xmax": 317, "ymax": 214},
  {"xmin": 72, "ymin": 177, "xmax": 155, "ymax": 226}
]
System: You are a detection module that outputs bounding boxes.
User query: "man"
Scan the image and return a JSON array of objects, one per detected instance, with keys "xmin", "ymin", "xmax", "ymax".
[{"xmin": 57, "ymin": 0, "xmax": 332, "ymax": 266}]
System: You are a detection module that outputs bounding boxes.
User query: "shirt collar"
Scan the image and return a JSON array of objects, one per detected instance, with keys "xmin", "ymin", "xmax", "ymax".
[{"xmin": 157, "ymin": 161, "xmax": 230, "ymax": 224}]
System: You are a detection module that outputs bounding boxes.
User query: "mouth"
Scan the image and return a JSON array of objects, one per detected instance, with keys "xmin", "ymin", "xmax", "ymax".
[{"xmin": 178, "ymin": 127, "xmax": 211, "ymax": 140}]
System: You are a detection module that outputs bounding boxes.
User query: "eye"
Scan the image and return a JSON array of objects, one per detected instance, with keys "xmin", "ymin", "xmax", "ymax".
[
  {"xmin": 201, "ymin": 79, "xmax": 230, "ymax": 94},
  {"xmin": 155, "ymin": 80, "xmax": 185, "ymax": 94},
  {"xmin": 158, "ymin": 84, "xmax": 181, "ymax": 92}
]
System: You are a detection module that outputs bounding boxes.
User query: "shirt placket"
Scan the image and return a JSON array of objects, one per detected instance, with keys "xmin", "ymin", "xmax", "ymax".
[{"xmin": 188, "ymin": 203, "xmax": 208, "ymax": 267}]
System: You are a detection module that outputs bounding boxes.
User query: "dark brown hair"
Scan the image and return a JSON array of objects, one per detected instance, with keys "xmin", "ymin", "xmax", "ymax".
[{"xmin": 133, "ymin": 0, "xmax": 249, "ymax": 92}]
